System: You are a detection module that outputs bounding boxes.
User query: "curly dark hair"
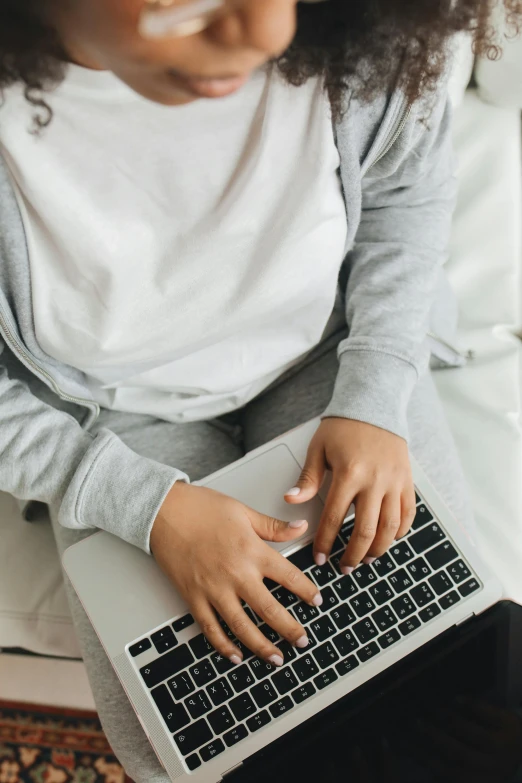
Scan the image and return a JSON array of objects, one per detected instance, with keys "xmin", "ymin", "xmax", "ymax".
[{"xmin": 0, "ymin": 0, "xmax": 520, "ymax": 130}]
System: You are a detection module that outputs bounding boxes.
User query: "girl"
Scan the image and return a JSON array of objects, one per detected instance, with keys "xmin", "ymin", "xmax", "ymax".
[{"xmin": 0, "ymin": 0, "xmax": 513, "ymax": 779}]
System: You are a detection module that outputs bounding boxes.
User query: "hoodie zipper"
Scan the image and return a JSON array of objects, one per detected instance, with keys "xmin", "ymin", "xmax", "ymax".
[
  {"xmin": 0, "ymin": 310, "xmax": 100, "ymax": 422},
  {"xmin": 427, "ymin": 330, "xmax": 475, "ymax": 362},
  {"xmin": 362, "ymin": 96, "xmax": 412, "ymax": 177}
]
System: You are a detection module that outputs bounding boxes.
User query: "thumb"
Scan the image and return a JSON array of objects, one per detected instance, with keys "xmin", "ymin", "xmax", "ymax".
[
  {"xmin": 284, "ymin": 444, "xmax": 325, "ymax": 504},
  {"xmin": 251, "ymin": 513, "xmax": 309, "ymax": 543}
]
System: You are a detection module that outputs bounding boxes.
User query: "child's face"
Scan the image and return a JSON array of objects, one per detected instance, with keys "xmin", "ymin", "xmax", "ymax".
[{"xmin": 50, "ymin": 0, "xmax": 298, "ymax": 103}]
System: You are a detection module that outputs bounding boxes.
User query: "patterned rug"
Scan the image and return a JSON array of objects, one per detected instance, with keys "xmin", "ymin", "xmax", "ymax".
[{"xmin": 0, "ymin": 701, "xmax": 132, "ymax": 783}]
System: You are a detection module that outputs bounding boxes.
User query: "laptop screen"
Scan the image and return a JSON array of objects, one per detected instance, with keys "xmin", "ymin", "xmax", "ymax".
[{"xmin": 233, "ymin": 600, "xmax": 522, "ymax": 783}]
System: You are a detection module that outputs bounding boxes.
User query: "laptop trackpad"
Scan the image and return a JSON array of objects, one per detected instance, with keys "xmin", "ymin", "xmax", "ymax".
[{"xmin": 202, "ymin": 444, "xmax": 324, "ymax": 551}]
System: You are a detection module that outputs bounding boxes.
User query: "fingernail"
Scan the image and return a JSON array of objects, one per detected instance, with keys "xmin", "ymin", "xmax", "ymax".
[
  {"xmin": 268, "ymin": 654, "xmax": 284, "ymax": 667},
  {"xmin": 229, "ymin": 654, "xmax": 242, "ymax": 665},
  {"xmin": 312, "ymin": 592, "xmax": 323, "ymax": 607},
  {"xmin": 341, "ymin": 565, "xmax": 354, "ymax": 575},
  {"xmin": 288, "ymin": 519, "xmax": 307, "ymax": 529},
  {"xmin": 363, "ymin": 557, "xmax": 376, "ymax": 565},
  {"xmin": 295, "ymin": 635, "xmax": 309, "ymax": 648},
  {"xmin": 315, "ymin": 553, "xmax": 326, "ymax": 566},
  {"xmin": 285, "ymin": 487, "xmax": 301, "ymax": 497}
]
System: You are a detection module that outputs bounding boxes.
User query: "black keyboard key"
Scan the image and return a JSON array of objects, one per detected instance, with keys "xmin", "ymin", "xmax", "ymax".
[
  {"xmin": 332, "ymin": 575, "xmax": 358, "ymax": 600},
  {"xmin": 259, "ymin": 624, "xmax": 280, "ymax": 644},
  {"xmin": 353, "ymin": 618, "xmax": 378, "ymax": 644},
  {"xmin": 229, "ymin": 693, "xmax": 257, "ymax": 720},
  {"xmin": 174, "ymin": 719, "xmax": 213, "ymax": 756},
  {"xmin": 391, "ymin": 594, "xmax": 416, "ymax": 619},
  {"xmin": 151, "ymin": 685, "xmax": 190, "ymax": 732},
  {"xmin": 292, "ymin": 682, "xmax": 316, "ymax": 703},
  {"xmin": 185, "ymin": 691, "xmax": 212, "ymax": 719},
  {"xmin": 378, "ymin": 628, "xmax": 401, "ymax": 649},
  {"xmin": 426, "ymin": 542, "xmax": 458, "ymax": 570},
  {"xmin": 151, "ymin": 625, "xmax": 178, "ymax": 654},
  {"xmin": 458, "ymin": 578, "xmax": 480, "ymax": 597},
  {"xmin": 189, "ymin": 634, "xmax": 213, "ymax": 660},
  {"xmin": 439, "ymin": 590, "xmax": 461, "ymax": 610},
  {"xmin": 200, "ymin": 739, "xmax": 225, "ymax": 762},
  {"xmin": 207, "ymin": 677, "xmax": 234, "ymax": 706},
  {"xmin": 407, "ymin": 557, "xmax": 432, "ymax": 583},
  {"xmin": 350, "ymin": 591, "xmax": 376, "ymax": 618},
  {"xmin": 235, "ymin": 639, "xmax": 254, "ymax": 661},
  {"xmin": 250, "ymin": 658, "xmax": 276, "ymax": 680},
  {"xmin": 270, "ymin": 696, "xmax": 293, "ymax": 718},
  {"xmin": 336, "ymin": 655, "xmax": 360, "ymax": 676},
  {"xmin": 288, "ymin": 543, "xmax": 315, "ymax": 571},
  {"xmin": 129, "ymin": 638, "xmax": 151, "ymax": 657},
  {"xmin": 169, "ymin": 672, "xmax": 195, "ymax": 701},
  {"xmin": 331, "ymin": 536, "xmax": 345, "ymax": 553},
  {"xmin": 372, "ymin": 553, "xmax": 395, "ymax": 578},
  {"xmin": 207, "ymin": 706, "xmax": 235, "ymax": 735},
  {"xmin": 224, "ymin": 724, "xmax": 248, "ymax": 747},
  {"xmin": 410, "ymin": 523, "xmax": 446, "ymax": 554},
  {"xmin": 332, "ymin": 629, "xmax": 359, "ymax": 656},
  {"xmin": 429, "ymin": 571, "xmax": 453, "ymax": 595},
  {"xmin": 390, "ymin": 541, "xmax": 415, "ymax": 566},
  {"xmin": 264, "ymin": 577, "xmax": 278, "ymax": 591},
  {"xmin": 399, "ymin": 616, "xmax": 421, "ymax": 635},
  {"xmin": 243, "ymin": 607, "xmax": 259, "ymax": 626},
  {"xmin": 313, "ymin": 641, "xmax": 339, "ymax": 668},
  {"xmin": 293, "ymin": 602, "xmax": 320, "ymax": 625},
  {"xmin": 331, "ymin": 603, "xmax": 355, "ymax": 630},
  {"xmin": 272, "ymin": 586, "xmax": 298, "ymax": 609},
  {"xmin": 320, "ymin": 586, "xmax": 340, "ymax": 612},
  {"xmin": 247, "ymin": 710, "xmax": 271, "ymax": 732},
  {"xmin": 276, "ymin": 639, "xmax": 297, "ymax": 663},
  {"xmin": 190, "ymin": 660, "xmax": 217, "ymax": 688},
  {"xmin": 314, "ymin": 668, "xmax": 338, "ymax": 689},
  {"xmin": 173, "ymin": 614, "xmax": 194, "ymax": 633},
  {"xmin": 310, "ymin": 615, "xmax": 336, "ymax": 642},
  {"xmin": 292, "ymin": 653, "xmax": 319, "ymax": 681},
  {"xmin": 357, "ymin": 642, "xmax": 380, "ymax": 662},
  {"xmin": 419, "ymin": 603, "xmax": 442, "ymax": 622},
  {"xmin": 372, "ymin": 606, "xmax": 398, "ymax": 632},
  {"xmin": 411, "ymin": 582, "xmax": 436, "ymax": 608},
  {"xmin": 369, "ymin": 579, "xmax": 394, "ymax": 606},
  {"xmin": 272, "ymin": 667, "xmax": 299, "ymax": 695},
  {"xmin": 330, "ymin": 552, "xmax": 344, "ymax": 576},
  {"xmin": 211, "ymin": 652, "xmax": 235, "ymax": 675},
  {"xmin": 412, "ymin": 505, "xmax": 433, "ymax": 530},
  {"xmin": 139, "ymin": 644, "xmax": 194, "ymax": 689},
  {"xmin": 340, "ymin": 521, "xmax": 354, "ymax": 543},
  {"xmin": 352, "ymin": 564, "xmax": 377, "ymax": 588},
  {"xmin": 186, "ymin": 754, "xmax": 201, "ymax": 771},
  {"xmin": 251, "ymin": 681, "xmax": 278, "ymax": 708},
  {"xmin": 415, "ymin": 492, "xmax": 422, "ymax": 505},
  {"xmin": 448, "ymin": 560, "xmax": 472, "ymax": 584},
  {"xmin": 228, "ymin": 665, "xmax": 255, "ymax": 693},
  {"xmin": 310, "ymin": 562, "xmax": 337, "ymax": 587},
  {"xmin": 389, "ymin": 568, "xmax": 413, "ymax": 594}
]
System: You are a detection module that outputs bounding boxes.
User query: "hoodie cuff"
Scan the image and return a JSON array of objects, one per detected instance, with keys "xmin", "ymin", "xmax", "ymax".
[
  {"xmin": 322, "ymin": 349, "xmax": 419, "ymax": 441},
  {"xmin": 59, "ymin": 428, "xmax": 188, "ymax": 554}
]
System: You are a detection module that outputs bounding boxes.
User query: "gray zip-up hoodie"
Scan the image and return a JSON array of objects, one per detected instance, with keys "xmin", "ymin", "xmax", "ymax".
[{"xmin": 0, "ymin": 77, "xmax": 461, "ymax": 555}]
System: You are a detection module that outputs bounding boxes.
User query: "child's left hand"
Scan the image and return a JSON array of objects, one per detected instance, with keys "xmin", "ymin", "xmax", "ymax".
[{"xmin": 284, "ymin": 418, "xmax": 416, "ymax": 570}]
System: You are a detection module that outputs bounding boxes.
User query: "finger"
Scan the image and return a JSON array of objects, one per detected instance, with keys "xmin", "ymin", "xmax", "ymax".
[
  {"xmin": 268, "ymin": 549, "xmax": 322, "ymax": 608},
  {"xmin": 244, "ymin": 584, "xmax": 309, "ymax": 654},
  {"xmin": 341, "ymin": 488, "xmax": 382, "ymax": 570},
  {"xmin": 192, "ymin": 598, "xmax": 244, "ymax": 664},
  {"xmin": 397, "ymin": 484, "xmax": 416, "ymax": 539},
  {"xmin": 363, "ymin": 493, "xmax": 401, "ymax": 560},
  {"xmin": 284, "ymin": 441, "xmax": 326, "ymax": 504},
  {"xmin": 314, "ymin": 476, "xmax": 356, "ymax": 566},
  {"xmin": 214, "ymin": 592, "xmax": 287, "ymax": 666},
  {"xmin": 251, "ymin": 512, "xmax": 309, "ymax": 543}
]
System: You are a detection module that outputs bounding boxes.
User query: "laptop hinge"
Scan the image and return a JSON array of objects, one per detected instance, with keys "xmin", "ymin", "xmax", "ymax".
[{"xmin": 222, "ymin": 762, "xmax": 243, "ymax": 779}]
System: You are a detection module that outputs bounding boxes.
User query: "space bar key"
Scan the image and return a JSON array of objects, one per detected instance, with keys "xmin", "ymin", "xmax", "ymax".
[{"xmin": 139, "ymin": 644, "xmax": 194, "ymax": 688}]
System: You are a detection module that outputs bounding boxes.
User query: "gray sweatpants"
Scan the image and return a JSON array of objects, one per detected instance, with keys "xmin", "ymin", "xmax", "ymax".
[{"xmin": 50, "ymin": 339, "xmax": 475, "ymax": 783}]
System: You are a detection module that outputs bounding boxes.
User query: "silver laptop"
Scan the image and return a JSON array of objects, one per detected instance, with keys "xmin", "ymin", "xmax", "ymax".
[{"xmin": 63, "ymin": 418, "xmax": 503, "ymax": 782}]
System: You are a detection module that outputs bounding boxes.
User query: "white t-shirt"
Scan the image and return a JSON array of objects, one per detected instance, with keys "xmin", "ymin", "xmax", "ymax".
[{"xmin": 0, "ymin": 65, "xmax": 347, "ymax": 422}]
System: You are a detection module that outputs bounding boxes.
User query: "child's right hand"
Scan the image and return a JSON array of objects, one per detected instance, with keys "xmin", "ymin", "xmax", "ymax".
[{"xmin": 149, "ymin": 482, "xmax": 321, "ymax": 667}]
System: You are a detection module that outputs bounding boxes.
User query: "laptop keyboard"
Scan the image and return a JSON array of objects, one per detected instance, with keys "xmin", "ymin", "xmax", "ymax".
[{"xmin": 128, "ymin": 493, "xmax": 481, "ymax": 772}]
